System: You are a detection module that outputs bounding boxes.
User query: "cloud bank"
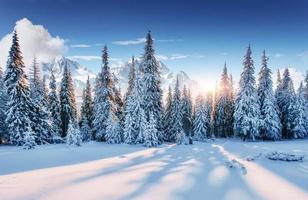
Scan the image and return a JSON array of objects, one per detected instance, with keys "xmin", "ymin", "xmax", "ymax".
[{"xmin": 0, "ymin": 18, "xmax": 66, "ymax": 69}]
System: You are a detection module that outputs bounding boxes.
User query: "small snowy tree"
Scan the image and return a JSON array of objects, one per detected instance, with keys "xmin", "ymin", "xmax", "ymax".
[
  {"xmin": 48, "ymin": 68, "xmax": 62, "ymax": 139},
  {"xmin": 66, "ymin": 121, "xmax": 82, "ymax": 146},
  {"xmin": 233, "ymin": 45, "xmax": 260, "ymax": 141},
  {"xmin": 80, "ymin": 116, "xmax": 91, "ymax": 141},
  {"xmin": 181, "ymin": 85, "xmax": 193, "ymax": 138},
  {"xmin": 193, "ymin": 95, "xmax": 208, "ymax": 142},
  {"xmin": 163, "ymin": 86, "xmax": 173, "ymax": 141},
  {"xmin": 144, "ymin": 113, "xmax": 159, "ymax": 147},
  {"xmin": 257, "ymin": 51, "xmax": 281, "ymax": 140},
  {"xmin": 105, "ymin": 110, "xmax": 123, "ymax": 144},
  {"xmin": 23, "ymin": 123, "xmax": 36, "ymax": 150},
  {"xmin": 277, "ymin": 68, "xmax": 296, "ymax": 139},
  {"xmin": 169, "ymin": 77, "xmax": 184, "ymax": 142},
  {"xmin": 60, "ymin": 63, "xmax": 77, "ymax": 137},
  {"xmin": 291, "ymin": 82, "xmax": 308, "ymax": 138}
]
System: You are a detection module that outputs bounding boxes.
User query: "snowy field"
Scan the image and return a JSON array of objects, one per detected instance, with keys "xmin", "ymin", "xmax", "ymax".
[{"xmin": 0, "ymin": 140, "xmax": 308, "ymax": 200}]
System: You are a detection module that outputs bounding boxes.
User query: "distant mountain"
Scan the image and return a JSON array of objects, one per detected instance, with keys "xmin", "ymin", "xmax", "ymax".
[{"xmin": 41, "ymin": 56, "xmax": 199, "ymax": 104}]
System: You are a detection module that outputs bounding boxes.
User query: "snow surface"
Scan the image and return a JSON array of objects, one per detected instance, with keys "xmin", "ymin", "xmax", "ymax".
[{"xmin": 0, "ymin": 139, "xmax": 307, "ymax": 200}]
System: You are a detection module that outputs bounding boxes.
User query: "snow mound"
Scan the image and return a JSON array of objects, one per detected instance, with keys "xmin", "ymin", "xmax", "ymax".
[
  {"xmin": 225, "ymin": 159, "xmax": 247, "ymax": 175},
  {"xmin": 266, "ymin": 152, "xmax": 305, "ymax": 162}
]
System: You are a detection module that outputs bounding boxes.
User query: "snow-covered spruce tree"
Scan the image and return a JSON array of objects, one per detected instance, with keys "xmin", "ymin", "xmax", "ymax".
[
  {"xmin": 144, "ymin": 113, "xmax": 159, "ymax": 147},
  {"xmin": 23, "ymin": 122, "xmax": 36, "ymax": 150},
  {"xmin": 4, "ymin": 31, "xmax": 36, "ymax": 145},
  {"xmin": 124, "ymin": 56, "xmax": 136, "ymax": 104},
  {"xmin": 233, "ymin": 45, "xmax": 260, "ymax": 141},
  {"xmin": 42, "ymin": 75, "xmax": 49, "ymax": 107},
  {"xmin": 277, "ymin": 68, "xmax": 296, "ymax": 139},
  {"xmin": 169, "ymin": 77, "xmax": 184, "ymax": 143},
  {"xmin": 48, "ymin": 68, "xmax": 62, "ymax": 138},
  {"xmin": 193, "ymin": 95, "xmax": 208, "ymax": 142},
  {"xmin": 66, "ymin": 121, "xmax": 82, "ymax": 146},
  {"xmin": 113, "ymin": 74, "xmax": 124, "ymax": 135},
  {"xmin": 93, "ymin": 46, "xmax": 115, "ymax": 141},
  {"xmin": 29, "ymin": 58, "xmax": 53, "ymax": 144},
  {"xmin": 181, "ymin": 85, "xmax": 193, "ymax": 138},
  {"xmin": 291, "ymin": 82, "xmax": 308, "ymax": 138},
  {"xmin": 214, "ymin": 63, "xmax": 234, "ymax": 138},
  {"xmin": 205, "ymin": 91, "xmax": 215, "ymax": 137},
  {"xmin": 105, "ymin": 110, "xmax": 123, "ymax": 144},
  {"xmin": 163, "ymin": 86, "xmax": 173, "ymax": 141},
  {"xmin": 257, "ymin": 51, "xmax": 281, "ymax": 140},
  {"xmin": 141, "ymin": 31, "xmax": 164, "ymax": 143},
  {"xmin": 60, "ymin": 63, "xmax": 77, "ymax": 137},
  {"xmin": 124, "ymin": 70, "xmax": 147, "ymax": 144},
  {"xmin": 0, "ymin": 64, "xmax": 9, "ymax": 143},
  {"xmin": 79, "ymin": 76, "xmax": 94, "ymax": 141}
]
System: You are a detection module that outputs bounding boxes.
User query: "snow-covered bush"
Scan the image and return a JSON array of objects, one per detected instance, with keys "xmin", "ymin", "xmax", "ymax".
[
  {"xmin": 66, "ymin": 122, "xmax": 82, "ymax": 146},
  {"xmin": 144, "ymin": 113, "xmax": 159, "ymax": 147},
  {"xmin": 23, "ymin": 125, "xmax": 36, "ymax": 150}
]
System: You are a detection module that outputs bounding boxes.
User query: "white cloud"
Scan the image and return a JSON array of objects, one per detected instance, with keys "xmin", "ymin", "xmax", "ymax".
[
  {"xmin": 157, "ymin": 39, "xmax": 183, "ymax": 42},
  {"xmin": 112, "ymin": 38, "xmax": 146, "ymax": 46},
  {"xmin": 70, "ymin": 44, "xmax": 90, "ymax": 48},
  {"xmin": 67, "ymin": 55, "xmax": 101, "ymax": 61},
  {"xmin": 0, "ymin": 18, "xmax": 66, "ymax": 68}
]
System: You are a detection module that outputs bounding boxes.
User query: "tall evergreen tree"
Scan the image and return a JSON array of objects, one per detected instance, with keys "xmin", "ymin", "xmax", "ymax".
[
  {"xmin": 4, "ymin": 31, "xmax": 36, "ymax": 145},
  {"xmin": 291, "ymin": 82, "xmax": 308, "ymax": 138},
  {"xmin": 125, "ymin": 56, "xmax": 136, "ymax": 102},
  {"xmin": 93, "ymin": 46, "xmax": 115, "ymax": 141},
  {"xmin": 257, "ymin": 51, "xmax": 281, "ymax": 140},
  {"xmin": 193, "ymin": 95, "xmax": 209, "ymax": 141},
  {"xmin": 59, "ymin": 63, "xmax": 77, "ymax": 137},
  {"xmin": 113, "ymin": 74, "xmax": 124, "ymax": 135},
  {"xmin": 277, "ymin": 68, "xmax": 296, "ymax": 139},
  {"xmin": 0, "ymin": 64, "xmax": 8, "ymax": 143},
  {"xmin": 163, "ymin": 86, "xmax": 173, "ymax": 141},
  {"xmin": 144, "ymin": 112, "xmax": 159, "ymax": 147},
  {"xmin": 29, "ymin": 58, "xmax": 52, "ymax": 144},
  {"xmin": 141, "ymin": 31, "xmax": 164, "ymax": 143},
  {"xmin": 169, "ymin": 77, "xmax": 183, "ymax": 142},
  {"xmin": 124, "ymin": 70, "xmax": 147, "ymax": 144},
  {"xmin": 48, "ymin": 68, "xmax": 62, "ymax": 138},
  {"xmin": 80, "ymin": 76, "xmax": 94, "ymax": 141},
  {"xmin": 214, "ymin": 63, "xmax": 234, "ymax": 138},
  {"xmin": 181, "ymin": 85, "xmax": 193, "ymax": 138},
  {"xmin": 233, "ymin": 45, "xmax": 260, "ymax": 141}
]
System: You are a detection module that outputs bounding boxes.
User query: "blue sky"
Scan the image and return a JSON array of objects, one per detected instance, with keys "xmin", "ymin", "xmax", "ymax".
[{"xmin": 0, "ymin": 0, "xmax": 307, "ymax": 89}]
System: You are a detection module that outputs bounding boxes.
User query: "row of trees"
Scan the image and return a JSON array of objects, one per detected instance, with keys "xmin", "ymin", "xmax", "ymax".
[{"xmin": 0, "ymin": 31, "xmax": 307, "ymax": 149}]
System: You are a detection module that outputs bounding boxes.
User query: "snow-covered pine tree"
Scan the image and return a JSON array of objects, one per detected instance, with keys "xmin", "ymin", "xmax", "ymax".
[
  {"xmin": 277, "ymin": 68, "xmax": 296, "ymax": 139},
  {"xmin": 42, "ymin": 75, "xmax": 49, "ymax": 107},
  {"xmin": 105, "ymin": 110, "xmax": 123, "ymax": 144},
  {"xmin": 233, "ymin": 45, "xmax": 260, "ymax": 141},
  {"xmin": 79, "ymin": 76, "xmax": 94, "ymax": 140},
  {"xmin": 257, "ymin": 51, "xmax": 281, "ymax": 140},
  {"xmin": 4, "ymin": 31, "xmax": 36, "ymax": 145},
  {"xmin": 163, "ymin": 86, "xmax": 173, "ymax": 141},
  {"xmin": 23, "ymin": 122, "xmax": 36, "ymax": 150},
  {"xmin": 193, "ymin": 94, "xmax": 208, "ymax": 141},
  {"xmin": 93, "ymin": 46, "xmax": 115, "ymax": 141},
  {"xmin": 181, "ymin": 85, "xmax": 193, "ymax": 138},
  {"xmin": 144, "ymin": 112, "xmax": 159, "ymax": 147},
  {"xmin": 0, "ymin": 64, "xmax": 8, "ymax": 143},
  {"xmin": 60, "ymin": 63, "xmax": 77, "ymax": 137},
  {"xmin": 169, "ymin": 77, "xmax": 184, "ymax": 142},
  {"xmin": 48, "ymin": 68, "xmax": 62, "ymax": 138},
  {"xmin": 124, "ymin": 56, "xmax": 136, "ymax": 103},
  {"xmin": 113, "ymin": 74, "xmax": 124, "ymax": 135},
  {"xmin": 124, "ymin": 69, "xmax": 147, "ymax": 144},
  {"xmin": 66, "ymin": 121, "xmax": 82, "ymax": 146},
  {"xmin": 214, "ymin": 63, "xmax": 234, "ymax": 138},
  {"xmin": 141, "ymin": 31, "xmax": 164, "ymax": 143},
  {"xmin": 291, "ymin": 82, "xmax": 308, "ymax": 138},
  {"xmin": 304, "ymin": 71, "xmax": 308, "ymax": 102},
  {"xmin": 29, "ymin": 57, "xmax": 52, "ymax": 144}
]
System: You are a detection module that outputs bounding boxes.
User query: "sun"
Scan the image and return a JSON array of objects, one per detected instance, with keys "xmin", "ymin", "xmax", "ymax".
[{"xmin": 198, "ymin": 80, "xmax": 217, "ymax": 94}]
